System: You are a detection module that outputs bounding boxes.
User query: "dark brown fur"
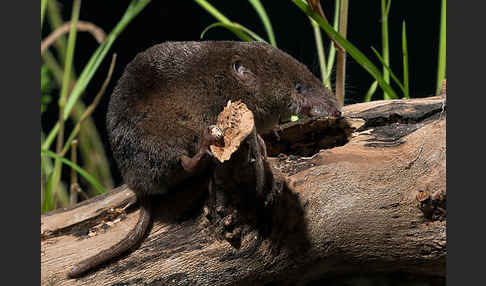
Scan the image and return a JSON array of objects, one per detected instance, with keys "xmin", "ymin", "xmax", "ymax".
[{"xmin": 68, "ymin": 41, "xmax": 340, "ymax": 278}]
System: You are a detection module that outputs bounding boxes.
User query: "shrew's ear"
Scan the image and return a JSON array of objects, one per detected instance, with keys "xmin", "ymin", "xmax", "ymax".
[{"xmin": 231, "ymin": 55, "xmax": 256, "ymax": 84}]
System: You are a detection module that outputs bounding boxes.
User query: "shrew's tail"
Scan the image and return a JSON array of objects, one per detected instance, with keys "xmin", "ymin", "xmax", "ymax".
[{"xmin": 67, "ymin": 200, "xmax": 151, "ymax": 278}]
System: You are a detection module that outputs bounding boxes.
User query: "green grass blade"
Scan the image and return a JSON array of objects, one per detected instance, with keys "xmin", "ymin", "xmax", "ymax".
[
  {"xmin": 402, "ymin": 21, "xmax": 409, "ymax": 99},
  {"xmin": 248, "ymin": 0, "xmax": 277, "ymax": 46},
  {"xmin": 42, "ymin": 51, "xmax": 64, "ymax": 84},
  {"xmin": 44, "ymin": 1, "xmax": 78, "ymax": 82},
  {"xmin": 194, "ymin": 0, "xmax": 231, "ymax": 23},
  {"xmin": 42, "ymin": 150, "xmax": 106, "ymax": 196},
  {"xmin": 436, "ymin": 0, "xmax": 446, "ymax": 95},
  {"xmin": 49, "ymin": 0, "xmax": 81, "ymax": 213},
  {"xmin": 201, "ymin": 22, "xmax": 265, "ymax": 43},
  {"xmin": 42, "ymin": 51, "xmax": 115, "ymax": 191},
  {"xmin": 194, "ymin": 0, "xmax": 250, "ymax": 41},
  {"xmin": 371, "ymin": 47, "xmax": 404, "ymax": 97},
  {"xmin": 335, "ymin": 0, "xmax": 349, "ymax": 107},
  {"xmin": 44, "ymin": 172, "xmax": 57, "ymax": 213},
  {"xmin": 41, "ymin": 132, "xmax": 54, "ymax": 212},
  {"xmin": 43, "ymin": 173, "xmax": 69, "ymax": 211},
  {"xmin": 58, "ymin": 1, "xmax": 80, "ymax": 108},
  {"xmin": 41, "ymin": 0, "xmax": 48, "ymax": 31},
  {"xmin": 310, "ymin": 18, "xmax": 328, "ymax": 87},
  {"xmin": 364, "ymin": 80, "xmax": 378, "ymax": 102},
  {"xmin": 326, "ymin": 0, "xmax": 340, "ymax": 80},
  {"xmin": 381, "ymin": 0, "xmax": 391, "ymax": 99},
  {"xmin": 293, "ymin": 0, "xmax": 399, "ymax": 100},
  {"xmin": 42, "ymin": 0, "xmax": 150, "ymax": 151},
  {"xmin": 46, "ymin": 0, "xmax": 69, "ymax": 67}
]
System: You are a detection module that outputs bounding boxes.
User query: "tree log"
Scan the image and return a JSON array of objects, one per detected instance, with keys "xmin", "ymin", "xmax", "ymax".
[{"xmin": 41, "ymin": 96, "xmax": 446, "ymax": 286}]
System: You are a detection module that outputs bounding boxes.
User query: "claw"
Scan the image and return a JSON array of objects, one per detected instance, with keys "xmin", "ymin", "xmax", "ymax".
[
  {"xmin": 257, "ymin": 134, "xmax": 267, "ymax": 159},
  {"xmin": 206, "ymin": 149, "xmax": 214, "ymax": 157},
  {"xmin": 204, "ymin": 125, "xmax": 224, "ymax": 147},
  {"xmin": 181, "ymin": 125, "xmax": 223, "ymax": 173},
  {"xmin": 272, "ymin": 125, "xmax": 281, "ymax": 141}
]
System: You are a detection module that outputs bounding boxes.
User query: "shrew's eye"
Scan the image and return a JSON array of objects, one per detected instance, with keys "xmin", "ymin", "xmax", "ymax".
[
  {"xmin": 233, "ymin": 61, "xmax": 243, "ymax": 74},
  {"xmin": 295, "ymin": 83, "xmax": 303, "ymax": 93}
]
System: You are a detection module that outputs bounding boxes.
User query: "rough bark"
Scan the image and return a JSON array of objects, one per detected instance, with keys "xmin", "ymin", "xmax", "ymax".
[{"xmin": 41, "ymin": 96, "xmax": 446, "ymax": 286}]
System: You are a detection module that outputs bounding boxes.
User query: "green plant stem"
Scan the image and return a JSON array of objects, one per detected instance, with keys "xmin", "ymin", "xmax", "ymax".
[
  {"xmin": 402, "ymin": 21, "xmax": 409, "ymax": 99},
  {"xmin": 248, "ymin": 0, "xmax": 276, "ymax": 46},
  {"xmin": 73, "ymin": 102, "xmax": 114, "ymax": 191},
  {"xmin": 42, "ymin": 0, "xmax": 150, "ymax": 151},
  {"xmin": 293, "ymin": 0, "xmax": 399, "ymax": 99},
  {"xmin": 70, "ymin": 139, "xmax": 79, "ymax": 205},
  {"xmin": 201, "ymin": 22, "xmax": 263, "ymax": 42},
  {"xmin": 335, "ymin": 0, "xmax": 348, "ymax": 107},
  {"xmin": 61, "ymin": 54, "xmax": 117, "ymax": 157},
  {"xmin": 194, "ymin": 0, "xmax": 250, "ymax": 41},
  {"xmin": 381, "ymin": 0, "xmax": 391, "ymax": 99},
  {"xmin": 436, "ymin": 0, "xmax": 446, "ymax": 95},
  {"xmin": 48, "ymin": 0, "xmax": 81, "ymax": 213},
  {"xmin": 57, "ymin": 0, "xmax": 81, "ymax": 150},
  {"xmin": 42, "ymin": 51, "xmax": 64, "ymax": 84},
  {"xmin": 338, "ymin": 0, "xmax": 349, "ymax": 48},
  {"xmin": 326, "ymin": 0, "xmax": 340, "ymax": 84},
  {"xmin": 41, "ymin": 0, "xmax": 48, "ymax": 31},
  {"xmin": 47, "ymin": 0, "xmax": 68, "ymax": 66},
  {"xmin": 46, "ymin": 0, "xmax": 78, "ymax": 88},
  {"xmin": 43, "ymin": 150, "xmax": 106, "ymax": 195},
  {"xmin": 42, "ymin": 0, "xmax": 76, "ymax": 99},
  {"xmin": 371, "ymin": 47, "xmax": 406, "ymax": 95},
  {"xmin": 311, "ymin": 18, "xmax": 328, "ymax": 86},
  {"xmin": 42, "ymin": 47, "xmax": 114, "ymax": 192},
  {"xmin": 41, "ymin": 131, "xmax": 52, "ymax": 211},
  {"xmin": 45, "ymin": 175, "xmax": 68, "ymax": 212},
  {"xmin": 364, "ymin": 80, "xmax": 378, "ymax": 102},
  {"xmin": 44, "ymin": 0, "xmax": 77, "ymax": 102}
]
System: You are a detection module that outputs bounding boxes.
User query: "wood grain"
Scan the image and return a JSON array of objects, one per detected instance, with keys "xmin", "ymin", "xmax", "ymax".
[{"xmin": 41, "ymin": 96, "xmax": 446, "ymax": 286}]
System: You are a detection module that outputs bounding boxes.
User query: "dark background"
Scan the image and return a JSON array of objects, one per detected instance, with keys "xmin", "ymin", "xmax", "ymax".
[
  {"xmin": 27, "ymin": 2, "xmax": 485, "ymax": 285},
  {"xmin": 47, "ymin": 0, "xmax": 443, "ymax": 100},
  {"xmin": 42, "ymin": 0, "xmax": 443, "ymax": 186}
]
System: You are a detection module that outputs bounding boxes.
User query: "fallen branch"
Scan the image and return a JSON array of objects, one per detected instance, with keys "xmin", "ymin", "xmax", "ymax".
[{"xmin": 41, "ymin": 96, "xmax": 446, "ymax": 285}]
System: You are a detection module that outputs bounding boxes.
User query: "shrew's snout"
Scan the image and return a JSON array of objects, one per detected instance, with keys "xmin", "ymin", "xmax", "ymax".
[
  {"xmin": 308, "ymin": 102, "xmax": 341, "ymax": 118},
  {"xmin": 301, "ymin": 94, "xmax": 341, "ymax": 118}
]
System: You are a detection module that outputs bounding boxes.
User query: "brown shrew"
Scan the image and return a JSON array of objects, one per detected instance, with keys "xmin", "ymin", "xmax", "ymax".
[{"xmin": 68, "ymin": 41, "xmax": 340, "ymax": 278}]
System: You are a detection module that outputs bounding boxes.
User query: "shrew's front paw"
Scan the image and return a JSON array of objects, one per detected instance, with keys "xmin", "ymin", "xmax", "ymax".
[{"xmin": 203, "ymin": 125, "xmax": 224, "ymax": 148}]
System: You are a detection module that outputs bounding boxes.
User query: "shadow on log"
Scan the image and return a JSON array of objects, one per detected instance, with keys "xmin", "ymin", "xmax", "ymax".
[{"xmin": 41, "ymin": 96, "xmax": 446, "ymax": 286}]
